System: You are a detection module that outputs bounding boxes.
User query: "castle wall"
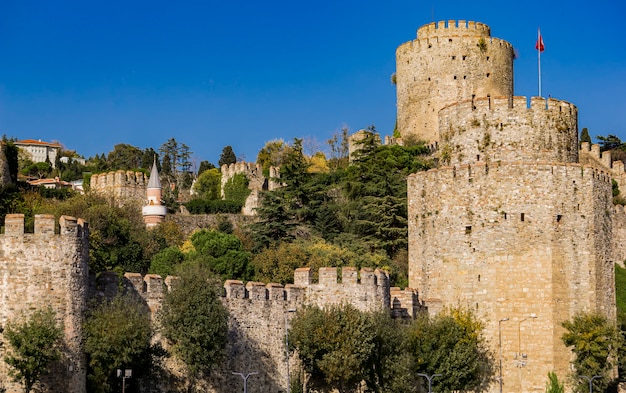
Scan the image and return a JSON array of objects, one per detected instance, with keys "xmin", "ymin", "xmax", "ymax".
[
  {"xmin": 408, "ymin": 162, "xmax": 615, "ymax": 393},
  {"xmin": 0, "ymin": 214, "xmax": 89, "ymax": 393},
  {"xmin": 89, "ymin": 170, "xmax": 147, "ymax": 206},
  {"xmin": 220, "ymin": 162, "xmax": 281, "ymax": 216},
  {"xmin": 93, "ymin": 267, "xmax": 415, "ymax": 392},
  {"xmin": 396, "ymin": 20, "xmax": 514, "ymax": 142},
  {"xmin": 437, "ymin": 96, "xmax": 578, "ymax": 165}
]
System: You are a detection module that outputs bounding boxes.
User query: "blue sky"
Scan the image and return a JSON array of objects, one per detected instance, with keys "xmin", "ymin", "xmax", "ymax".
[{"xmin": 1, "ymin": 0, "xmax": 625, "ymax": 166}]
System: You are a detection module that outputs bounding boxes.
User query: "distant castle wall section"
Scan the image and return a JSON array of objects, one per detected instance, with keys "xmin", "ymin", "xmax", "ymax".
[
  {"xmin": 90, "ymin": 170, "xmax": 147, "ymax": 206},
  {"xmin": 0, "ymin": 214, "xmax": 89, "ymax": 393},
  {"xmin": 220, "ymin": 162, "xmax": 280, "ymax": 215},
  {"xmin": 408, "ymin": 161, "xmax": 615, "ymax": 389},
  {"xmin": 396, "ymin": 20, "xmax": 514, "ymax": 142},
  {"xmin": 437, "ymin": 96, "xmax": 578, "ymax": 165}
]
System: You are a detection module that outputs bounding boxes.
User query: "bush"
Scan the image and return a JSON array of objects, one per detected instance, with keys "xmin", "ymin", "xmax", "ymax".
[{"xmin": 184, "ymin": 199, "xmax": 242, "ymax": 214}]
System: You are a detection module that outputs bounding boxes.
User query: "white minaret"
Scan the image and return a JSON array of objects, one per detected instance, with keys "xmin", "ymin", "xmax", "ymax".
[{"xmin": 142, "ymin": 157, "xmax": 167, "ymax": 228}]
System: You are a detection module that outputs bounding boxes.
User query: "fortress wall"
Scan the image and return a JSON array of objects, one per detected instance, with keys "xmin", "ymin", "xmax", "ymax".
[
  {"xmin": 408, "ymin": 161, "xmax": 614, "ymax": 392},
  {"xmin": 396, "ymin": 20, "xmax": 514, "ymax": 142},
  {"xmin": 89, "ymin": 170, "xmax": 147, "ymax": 205},
  {"xmin": 220, "ymin": 162, "xmax": 281, "ymax": 216},
  {"xmin": 0, "ymin": 214, "xmax": 89, "ymax": 393},
  {"xmin": 438, "ymin": 96, "xmax": 578, "ymax": 165},
  {"xmin": 93, "ymin": 266, "xmax": 413, "ymax": 393}
]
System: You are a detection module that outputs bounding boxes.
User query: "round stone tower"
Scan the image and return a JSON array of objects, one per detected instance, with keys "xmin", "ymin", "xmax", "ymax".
[{"xmin": 396, "ymin": 20, "xmax": 514, "ymax": 142}]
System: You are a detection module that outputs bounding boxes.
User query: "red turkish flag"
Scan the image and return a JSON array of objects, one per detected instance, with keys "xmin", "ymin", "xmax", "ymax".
[{"xmin": 535, "ymin": 30, "xmax": 545, "ymax": 52}]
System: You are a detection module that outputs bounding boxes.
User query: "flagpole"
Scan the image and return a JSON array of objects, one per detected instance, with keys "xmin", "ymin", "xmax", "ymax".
[{"xmin": 538, "ymin": 28, "xmax": 542, "ymax": 97}]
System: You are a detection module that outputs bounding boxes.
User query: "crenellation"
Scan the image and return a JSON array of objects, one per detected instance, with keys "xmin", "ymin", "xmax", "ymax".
[
  {"xmin": 246, "ymin": 281, "xmax": 268, "ymax": 300},
  {"xmin": 294, "ymin": 267, "xmax": 311, "ymax": 286},
  {"xmin": 342, "ymin": 266, "xmax": 358, "ymax": 284},
  {"xmin": 90, "ymin": 170, "xmax": 148, "ymax": 206},
  {"xmin": 34, "ymin": 214, "xmax": 55, "ymax": 235},
  {"xmin": 319, "ymin": 266, "xmax": 337, "ymax": 285},
  {"xmin": 124, "ymin": 272, "xmax": 145, "ymax": 294},
  {"xmin": 224, "ymin": 279, "xmax": 246, "ymax": 299},
  {"xmin": 5, "ymin": 213, "xmax": 24, "ymax": 235},
  {"xmin": 267, "ymin": 283, "xmax": 286, "ymax": 300}
]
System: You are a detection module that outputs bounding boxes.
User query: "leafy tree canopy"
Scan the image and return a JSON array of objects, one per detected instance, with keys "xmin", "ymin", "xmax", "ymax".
[
  {"xmin": 158, "ymin": 263, "xmax": 229, "ymax": 385},
  {"xmin": 218, "ymin": 145, "xmax": 237, "ymax": 167},
  {"xmin": 84, "ymin": 295, "xmax": 154, "ymax": 393},
  {"xmin": 4, "ymin": 307, "xmax": 62, "ymax": 393}
]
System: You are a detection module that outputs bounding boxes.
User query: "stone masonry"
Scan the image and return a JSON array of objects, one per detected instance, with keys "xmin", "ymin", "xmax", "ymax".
[
  {"xmin": 403, "ymin": 20, "xmax": 618, "ymax": 393},
  {"xmin": 92, "ymin": 267, "xmax": 419, "ymax": 393},
  {"xmin": 0, "ymin": 214, "xmax": 89, "ymax": 393}
]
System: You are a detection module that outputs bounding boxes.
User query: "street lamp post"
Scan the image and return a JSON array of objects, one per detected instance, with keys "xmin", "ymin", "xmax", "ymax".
[
  {"xmin": 116, "ymin": 369, "xmax": 132, "ymax": 393},
  {"xmin": 517, "ymin": 314, "xmax": 537, "ymax": 393},
  {"xmin": 517, "ymin": 314, "xmax": 537, "ymax": 365},
  {"xmin": 498, "ymin": 318, "xmax": 509, "ymax": 393},
  {"xmin": 579, "ymin": 375, "xmax": 601, "ymax": 393},
  {"xmin": 418, "ymin": 373, "xmax": 441, "ymax": 393},
  {"xmin": 232, "ymin": 372, "xmax": 258, "ymax": 393},
  {"xmin": 285, "ymin": 308, "xmax": 296, "ymax": 393}
]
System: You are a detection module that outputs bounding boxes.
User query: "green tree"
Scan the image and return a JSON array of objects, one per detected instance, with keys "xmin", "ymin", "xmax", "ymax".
[
  {"xmin": 193, "ymin": 168, "xmax": 221, "ymax": 200},
  {"xmin": 158, "ymin": 263, "xmax": 229, "ymax": 391},
  {"xmin": 289, "ymin": 304, "xmax": 376, "ymax": 393},
  {"xmin": 407, "ymin": 308, "xmax": 494, "ymax": 393},
  {"xmin": 189, "ymin": 229, "xmax": 253, "ymax": 281},
  {"xmin": 546, "ymin": 371, "xmax": 565, "ymax": 393},
  {"xmin": 197, "ymin": 160, "xmax": 215, "ymax": 175},
  {"xmin": 106, "ymin": 144, "xmax": 144, "ymax": 170},
  {"xmin": 223, "ymin": 173, "xmax": 250, "ymax": 205},
  {"xmin": 256, "ymin": 139, "xmax": 289, "ymax": 171},
  {"xmin": 4, "ymin": 307, "xmax": 62, "ymax": 393},
  {"xmin": 218, "ymin": 145, "xmax": 237, "ymax": 167},
  {"xmin": 148, "ymin": 246, "xmax": 186, "ymax": 278},
  {"xmin": 562, "ymin": 311, "xmax": 621, "ymax": 393},
  {"xmin": 327, "ymin": 126, "xmax": 350, "ymax": 171},
  {"xmin": 580, "ymin": 128, "xmax": 592, "ymax": 144},
  {"xmin": 597, "ymin": 134, "xmax": 622, "ymax": 152},
  {"xmin": 21, "ymin": 162, "xmax": 52, "ymax": 179},
  {"xmin": 84, "ymin": 295, "xmax": 154, "ymax": 393}
]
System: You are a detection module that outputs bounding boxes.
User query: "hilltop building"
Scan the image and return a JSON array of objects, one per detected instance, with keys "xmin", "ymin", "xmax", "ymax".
[
  {"xmin": 401, "ymin": 20, "xmax": 617, "ymax": 393},
  {"xmin": 15, "ymin": 139, "xmax": 62, "ymax": 168}
]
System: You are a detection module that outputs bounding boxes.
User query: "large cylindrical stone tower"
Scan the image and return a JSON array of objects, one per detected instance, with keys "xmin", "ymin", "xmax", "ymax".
[{"xmin": 396, "ymin": 20, "xmax": 514, "ymax": 142}]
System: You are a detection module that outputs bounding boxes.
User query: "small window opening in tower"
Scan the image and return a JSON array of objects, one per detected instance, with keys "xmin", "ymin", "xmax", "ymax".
[
  {"xmin": 428, "ymin": 77, "xmax": 431, "ymax": 81},
  {"xmin": 486, "ymin": 73, "xmax": 491, "ymax": 78},
  {"xmin": 462, "ymin": 55, "xmax": 467, "ymax": 60},
  {"xmin": 486, "ymin": 56, "xmax": 490, "ymax": 61},
  {"xmin": 477, "ymin": 155, "xmax": 480, "ymax": 161},
  {"xmin": 503, "ymin": 212, "xmax": 507, "ymax": 220},
  {"xmin": 521, "ymin": 213, "xmax": 525, "ymax": 221},
  {"xmin": 452, "ymin": 55, "xmax": 456, "ymax": 60},
  {"xmin": 449, "ymin": 38, "xmax": 452, "ymax": 42},
  {"xmin": 454, "ymin": 75, "xmax": 457, "ymax": 79},
  {"xmin": 465, "ymin": 226, "xmax": 472, "ymax": 234},
  {"xmin": 556, "ymin": 215, "xmax": 562, "ymax": 223},
  {"xmin": 476, "ymin": 303, "xmax": 479, "ymax": 310},
  {"xmin": 478, "ymin": 275, "xmax": 481, "ymax": 282},
  {"xmin": 463, "ymin": 75, "xmax": 467, "ymax": 79}
]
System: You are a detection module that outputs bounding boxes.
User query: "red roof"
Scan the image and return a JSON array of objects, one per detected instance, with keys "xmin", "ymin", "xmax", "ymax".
[{"xmin": 16, "ymin": 139, "xmax": 62, "ymax": 148}]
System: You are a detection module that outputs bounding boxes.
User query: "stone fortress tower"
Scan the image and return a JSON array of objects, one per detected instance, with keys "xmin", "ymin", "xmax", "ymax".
[
  {"xmin": 401, "ymin": 21, "xmax": 617, "ymax": 393},
  {"xmin": 396, "ymin": 20, "xmax": 514, "ymax": 143},
  {"xmin": 142, "ymin": 158, "xmax": 167, "ymax": 227},
  {"xmin": 0, "ymin": 214, "xmax": 89, "ymax": 393}
]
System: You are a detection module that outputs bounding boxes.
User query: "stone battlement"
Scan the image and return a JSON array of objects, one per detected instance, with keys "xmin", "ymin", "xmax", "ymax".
[
  {"xmin": 3, "ymin": 213, "xmax": 88, "ymax": 237},
  {"xmin": 90, "ymin": 170, "xmax": 147, "ymax": 206},
  {"xmin": 417, "ymin": 20, "xmax": 491, "ymax": 39},
  {"xmin": 417, "ymin": 161, "xmax": 612, "ymax": 185},
  {"xmin": 580, "ymin": 142, "xmax": 619, "ymax": 172},
  {"xmin": 94, "ymin": 267, "xmax": 420, "ymax": 318},
  {"xmin": 440, "ymin": 95, "xmax": 576, "ymax": 114},
  {"xmin": 438, "ymin": 96, "xmax": 578, "ymax": 166},
  {"xmin": 220, "ymin": 161, "xmax": 281, "ymax": 215}
]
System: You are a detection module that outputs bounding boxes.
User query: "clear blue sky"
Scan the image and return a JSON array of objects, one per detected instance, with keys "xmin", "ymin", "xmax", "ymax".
[{"xmin": 1, "ymin": 0, "xmax": 624, "ymax": 166}]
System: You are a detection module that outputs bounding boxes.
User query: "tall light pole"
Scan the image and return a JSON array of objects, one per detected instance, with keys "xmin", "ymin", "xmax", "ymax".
[
  {"xmin": 285, "ymin": 308, "xmax": 296, "ymax": 393},
  {"xmin": 116, "ymin": 369, "xmax": 132, "ymax": 393},
  {"xmin": 232, "ymin": 372, "xmax": 258, "ymax": 393},
  {"xmin": 579, "ymin": 375, "xmax": 602, "ymax": 393},
  {"xmin": 517, "ymin": 314, "xmax": 537, "ymax": 365},
  {"xmin": 499, "ymin": 317, "xmax": 509, "ymax": 393},
  {"xmin": 517, "ymin": 314, "xmax": 537, "ymax": 393},
  {"xmin": 418, "ymin": 373, "xmax": 441, "ymax": 393}
]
